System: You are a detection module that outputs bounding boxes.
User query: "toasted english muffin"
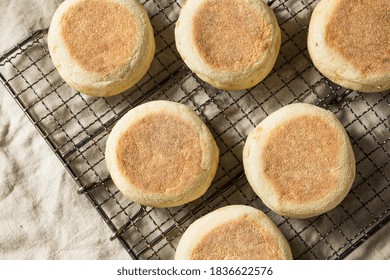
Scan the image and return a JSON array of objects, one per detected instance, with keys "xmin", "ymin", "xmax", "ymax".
[
  {"xmin": 175, "ymin": 0, "xmax": 281, "ymax": 91},
  {"xmin": 175, "ymin": 205, "xmax": 292, "ymax": 260},
  {"xmin": 307, "ymin": 0, "xmax": 390, "ymax": 92},
  {"xmin": 105, "ymin": 100, "xmax": 219, "ymax": 208},
  {"xmin": 48, "ymin": 0, "xmax": 155, "ymax": 97},
  {"xmin": 243, "ymin": 103, "xmax": 356, "ymax": 218}
]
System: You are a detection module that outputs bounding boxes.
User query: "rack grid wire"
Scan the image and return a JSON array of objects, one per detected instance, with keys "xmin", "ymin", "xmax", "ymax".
[{"xmin": 1, "ymin": 0, "xmax": 389, "ymax": 260}]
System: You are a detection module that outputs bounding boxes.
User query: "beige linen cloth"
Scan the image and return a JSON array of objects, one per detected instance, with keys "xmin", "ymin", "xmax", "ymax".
[
  {"xmin": 0, "ymin": 0, "xmax": 128, "ymax": 259},
  {"xmin": 0, "ymin": 0, "xmax": 389, "ymax": 259}
]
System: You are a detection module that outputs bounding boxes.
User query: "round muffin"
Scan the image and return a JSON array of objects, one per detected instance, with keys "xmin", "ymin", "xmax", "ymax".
[
  {"xmin": 307, "ymin": 0, "xmax": 390, "ymax": 92},
  {"xmin": 243, "ymin": 103, "xmax": 356, "ymax": 219},
  {"xmin": 175, "ymin": 205, "xmax": 292, "ymax": 260},
  {"xmin": 105, "ymin": 100, "xmax": 219, "ymax": 208},
  {"xmin": 48, "ymin": 0, "xmax": 155, "ymax": 97},
  {"xmin": 175, "ymin": 0, "xmax": 281, "ymax": 91}
]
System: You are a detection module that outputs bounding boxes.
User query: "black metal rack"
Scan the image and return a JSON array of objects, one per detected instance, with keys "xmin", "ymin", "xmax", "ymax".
[{"xmin": 0, "ymin": 0, "xmax": 389, "ymax": 259}]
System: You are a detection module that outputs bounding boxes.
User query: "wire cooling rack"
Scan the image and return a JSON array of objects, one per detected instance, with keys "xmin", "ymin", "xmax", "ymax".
[{"xmin": 1, "ymin": 0, "xmax": 389, "ymax": 259}]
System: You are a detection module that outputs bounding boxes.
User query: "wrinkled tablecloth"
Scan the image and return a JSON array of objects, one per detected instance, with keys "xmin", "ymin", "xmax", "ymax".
[{"xmin": 0, "ymin": 0, "xmax": 388, "ymax": 259}]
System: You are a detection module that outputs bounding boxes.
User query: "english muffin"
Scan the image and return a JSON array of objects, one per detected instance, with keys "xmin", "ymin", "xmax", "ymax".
[
  {"xmin": 243, "ymin": 103, "xmax": 356, "ymax": 219},
  {"xmin": 175, "ymin": 205, "xmax": 292, "ymax": 260},
  {"xmin": 105, "ymin": 100, "xmax": 219, "ymax": 208},
  {"xmin": 175, "ymin": 0, "xmax": 281, "ymax": 91},
  {"xmin": 307, "ymin": 0, "xmax": 390, "ymax": 92},
  {"xmin": 48, "ymin": 0, "xmax": 155, "ymax": 97}
]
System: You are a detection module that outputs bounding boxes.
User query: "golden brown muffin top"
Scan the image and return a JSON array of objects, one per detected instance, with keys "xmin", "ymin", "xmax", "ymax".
[
  {"xmin": 193, "ymin": 0, "xmax": 271, "ymax": 71},
  {"xmin": 325, "ymin": 0, "xmax": 390, "ymax": 74},
  {"xmin": 61, "ymin": 0, "xmax": 137, "ymax": 74},
  {"xmin": 261, "ymin": 115, "xmax": 341, "ymax": 204},
  {"xmin": 116, "ymin": 113, "xmax": 202, "ymax": 194},
  {"xmin": 191, "ymin": 215, "xmax": 282, "ymax": 260}
]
